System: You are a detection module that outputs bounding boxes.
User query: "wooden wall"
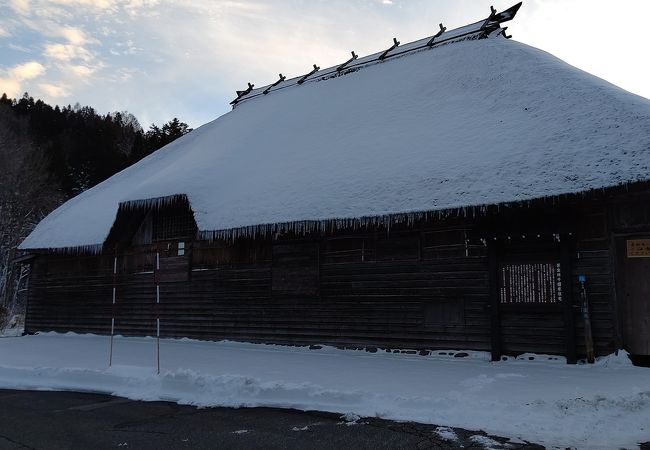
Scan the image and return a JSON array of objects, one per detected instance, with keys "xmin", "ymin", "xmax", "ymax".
[{"xmin": 26, "ymin": 191, "xmax": 644, "ymax": 360}]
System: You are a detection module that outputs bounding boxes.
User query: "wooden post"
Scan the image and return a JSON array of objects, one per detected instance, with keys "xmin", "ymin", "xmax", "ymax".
[
  {"xmin": 561, "ymin": 236, "xmax": 577, "ymax": 364},
  {"xmin": 21, "ymin": 262, "xmax": 30, "ymax": 336},
  {"xmin": 155, "ymin": 250, "xmax": 161, "ymax": 374},
  {"xmin": 488, "ymin": 239, "xmax": 501, "ymax": 361},
  {"xmin": 109, "ymin": 253, "xmax": 117, "ymax": 367},
  {"xmin": 579, "ymin": 275, "xmax": 595, "ymax": 363},
  {"xmin": 22, "ymin": 256, "xmax": 43, "ymax": 335}
]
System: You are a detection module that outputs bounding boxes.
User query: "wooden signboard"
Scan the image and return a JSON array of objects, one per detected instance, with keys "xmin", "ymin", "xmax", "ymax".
[{"xmin": 627, "ymin": 239, "xmax": 650, "ymax": 258}]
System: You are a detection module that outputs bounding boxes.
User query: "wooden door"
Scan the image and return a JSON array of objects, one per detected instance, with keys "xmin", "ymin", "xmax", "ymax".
[{"xmin": 617, "ymin": 237, "xmax": 650, "ymax": 356}]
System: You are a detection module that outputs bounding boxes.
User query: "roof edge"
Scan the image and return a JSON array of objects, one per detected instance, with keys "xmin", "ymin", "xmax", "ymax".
[
  {"xmin": 18, "ymin": 243, "xmax": 103, "ymax": 255},
  {"xmin": 199, "ymin": 180, "xmax": 648, "ymax": 242},
  {"xmin": 25, "ymin": 180, "xmax": 650, "ymax": 252}
]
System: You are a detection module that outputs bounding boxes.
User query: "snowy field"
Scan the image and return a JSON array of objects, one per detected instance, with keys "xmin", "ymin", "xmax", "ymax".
[{"xmin": 0, "ymin": 333, "xmax": 648, "ymax": 449}]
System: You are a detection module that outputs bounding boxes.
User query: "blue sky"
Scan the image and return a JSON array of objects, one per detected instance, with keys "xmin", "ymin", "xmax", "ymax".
[{"xmin": 1, "ymin": 0, "xmax": 649, "ymax": 129}]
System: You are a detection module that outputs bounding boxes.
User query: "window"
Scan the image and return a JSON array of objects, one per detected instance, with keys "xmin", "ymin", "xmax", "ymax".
[
  {"xmin": 499, "ymin": 262, "xmax": 562, "ymax": 304},
  {"xmin": 177, "ymin": 241, "xmax": 185, "ymax": 256}
]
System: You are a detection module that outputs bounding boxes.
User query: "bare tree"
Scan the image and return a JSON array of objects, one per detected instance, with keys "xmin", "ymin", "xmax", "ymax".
[{"xmin": 0, "ymin": 104, "xmax": 63, "ymax": 330}]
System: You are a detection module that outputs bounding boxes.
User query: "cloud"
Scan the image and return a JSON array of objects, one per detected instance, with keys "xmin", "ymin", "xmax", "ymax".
[
  {"xmin": 69, "ymin": 64, "xmax": 96, "ymax": 77},
  {"xmin": 0, "ymin": 61, "xmax": 45, "ymax": 97},
  {"xmin": 0, "ymin": 26, "xmax": 10, "ymax": 38},
  {"xmin": 44, "ymin": 43, "xmax": 93, "ymax": 62},
  {"xmin": 8, "ymin": 0, "xmax": 31, "ymax": 16},
  {"xmin": 47, "ymin": 0, "xmax": 116, "ymax": 10},
  {"xmin": 59, "ymin": 26, "xmax": 89, "ymax": 45},
  {"xmin": 38, "ymin": 82, "xmax": 70, "ymax": 97},
  {"xmin": 2, "ymin": 0, "xmax": 648, "ymax": 130},
  {"xmin": 0, "ymin": 78, "xmax": 21, "ymax": 97},
  {"xmin": 9, "ymin": 61, "xmax": 46, "ymax": 80},
  {"xmin": 2, "ymin": 0, "xmax": 468, "ymax": 126},
  {"xmin": 8, "ymin": 43, "xmax": 32, "ymax": 52}
]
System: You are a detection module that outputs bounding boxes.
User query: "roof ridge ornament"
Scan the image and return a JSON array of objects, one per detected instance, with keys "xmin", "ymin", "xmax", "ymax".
[
  {"xmin": 263, "ymin": 74, "xmax": 286, "ymax": 95},
  {"xmin": 488, "ymin": 2, "xmax": 522, "ymax": 24},
  {"xmin": 229, "ymin": 2, "xmax": 523, "ymax": 108},
  {"xmin": 297, "ymin": 64, "xmax": 321, "ymax": 85},
  {"xmin": 230, "ymin": 82, "xmax": 254, "ymax": 105},
  {"xmin": 336, "ymin": 51, "xmax": 358, "ymax": 72},
  {"xmin": 427, "ymin": 24, "xmax": 447, "ymax": 47},
  {"xmin": 481, "ymin": 3, "xmax": 521, "ymax": 38},
  {"xmin": 378, "ymin": 38, "xmax": 400, "ymax": 60}
]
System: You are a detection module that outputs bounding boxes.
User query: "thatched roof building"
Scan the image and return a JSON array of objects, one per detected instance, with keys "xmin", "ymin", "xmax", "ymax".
[{"xmin": 18, "ymin": 4, "xmax": 650, "ymax": 363}]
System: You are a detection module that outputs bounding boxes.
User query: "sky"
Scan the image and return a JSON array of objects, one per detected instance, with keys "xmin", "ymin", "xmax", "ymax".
[{"xmin": 0, "ymin": 0, "xmax": 649, "ymax": 129}]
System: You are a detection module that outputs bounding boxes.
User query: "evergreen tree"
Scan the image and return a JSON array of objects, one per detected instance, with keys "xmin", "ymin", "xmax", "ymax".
[
  {"xmin": 0, "ymin": 92, "xmax": 193, "ymax": 311},
  {"xmin": 0, "ymin": 92, "xmax": 191, "ymax": 196}
]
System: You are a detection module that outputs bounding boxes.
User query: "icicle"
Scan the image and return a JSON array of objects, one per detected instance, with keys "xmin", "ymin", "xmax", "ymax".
[{"xmin": 42, "ymin": 243, "xmax": 103, "ymax": 256}]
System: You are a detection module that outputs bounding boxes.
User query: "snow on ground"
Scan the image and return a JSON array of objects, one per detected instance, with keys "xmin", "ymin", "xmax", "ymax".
[
  {"xmin": 0, "ymin": 326, "xmax": 23, "ymax": 337},
  {"xmin": 471, "ymin": 434, "xmax": 506, "ymax": 450},
  {"xmin": 435, "ymin": 426, "xmax": 459, "ymax": 442},
  {"xmin": 0, "ymin": 333, "xmax": 648, "ymax": 449},
  {"xmin": 0, "ymin": 315, "xmax": 24, "ymax": 337}
]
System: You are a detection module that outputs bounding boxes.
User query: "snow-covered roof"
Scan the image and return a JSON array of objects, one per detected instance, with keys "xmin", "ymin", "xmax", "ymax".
[{"xmin": 20, "ymin": 10, "xmax": 650, "ymax": 251}]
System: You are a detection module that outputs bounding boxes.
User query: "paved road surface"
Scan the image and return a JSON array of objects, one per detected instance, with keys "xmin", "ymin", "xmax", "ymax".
[{"xmin": 0, "ymin": 389, "xmax": 544, "ymax": 449}]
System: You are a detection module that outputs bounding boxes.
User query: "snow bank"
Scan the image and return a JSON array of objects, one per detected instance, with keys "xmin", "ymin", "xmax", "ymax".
[
  {"xmin": 0, "ymin": 313, "xmax": 24, "ymax": 337},
  {"xmin": 20, "ymin": 36, "xmax": 650, "ymax": 249},
  {"xmin": 1, "ymin": 333, "xmax": 649, "ymax": 449}
]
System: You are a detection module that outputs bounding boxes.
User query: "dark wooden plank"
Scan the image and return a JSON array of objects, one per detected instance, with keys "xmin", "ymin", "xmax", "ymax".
[
  {"xmin": 488, "ymin": 239, "xmax": 501, "ymax": 361},
  {"xmin": 561, "ymin": 235, "xmax": 577, "ymax": 364}
]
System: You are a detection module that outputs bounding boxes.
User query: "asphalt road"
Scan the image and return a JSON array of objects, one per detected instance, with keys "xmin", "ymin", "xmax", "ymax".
[{"xmin": 0, "ymin": 389, "xmax": 544, "ymax": 450}]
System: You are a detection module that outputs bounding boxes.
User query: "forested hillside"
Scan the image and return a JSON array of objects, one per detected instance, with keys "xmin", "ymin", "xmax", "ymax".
[{"xmin": 0, "ymin": 92, "xmax": 191, "ymax": 326}]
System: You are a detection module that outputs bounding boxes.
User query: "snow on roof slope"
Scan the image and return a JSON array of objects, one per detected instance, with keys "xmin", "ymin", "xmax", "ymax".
[{"xmin": 20, "ymin": 37, "xmax": 650, "ymax": 250}]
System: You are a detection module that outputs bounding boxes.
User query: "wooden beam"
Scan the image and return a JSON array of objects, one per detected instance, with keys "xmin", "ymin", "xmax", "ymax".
[
  {"xmin": 561, "ymin": 234, "xmax": 577, "ymax": 364},
  {"xmin": 488, "ymin": 239, "xmax": 501, "ymax": 361}
]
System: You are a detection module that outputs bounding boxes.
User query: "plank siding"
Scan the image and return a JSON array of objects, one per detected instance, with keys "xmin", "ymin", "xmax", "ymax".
[
  {"xmin": 25, "ymin": 190, "xmax": 648, "ymax": 359},
  {"xmin": 572, "ymin": 206, "xmax": 617, "ymax": 357},
  {"xmin": 25, "ymin": 233, "xmax": 493, "ymax": 351}
]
